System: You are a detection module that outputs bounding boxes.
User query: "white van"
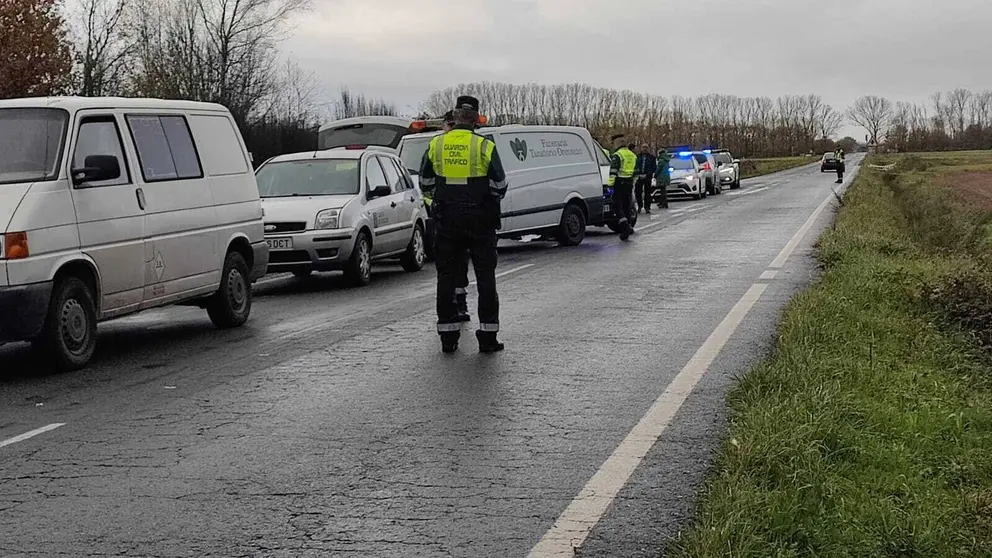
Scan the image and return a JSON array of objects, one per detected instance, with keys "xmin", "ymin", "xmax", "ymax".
[
  {"xmin": 0, "ymin": 97, "xmax": 268, "ymax": 370},
  {"xmin": 398, "ymin": 125, "xmax": 607, "ymax": 246}
]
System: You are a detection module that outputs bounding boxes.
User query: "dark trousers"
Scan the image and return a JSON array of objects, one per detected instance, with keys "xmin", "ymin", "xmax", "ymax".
[
  {"xmin": 435, "ymin": 222, "xmax": 499, "ymax": 337},
  {"xmin": 656, "ymin": 179, "xmax": 669, "ymax": 207},
  {"xmin": 614, "ymin": 178, "xmax": 635, "ymax": 230},
  {"xmin": 836, "ymin": 162, "xmax": 845, "ymax": 182},
  {"xmin": 455, "ymin": 250, "xmax": 469, "ymax": 314},
  {"xmin": 634, "ymin": 175, "xmax": 654, "ymax": 210}
]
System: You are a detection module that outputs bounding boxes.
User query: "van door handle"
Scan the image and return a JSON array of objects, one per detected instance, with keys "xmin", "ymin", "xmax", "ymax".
[
  {"xmin": 390, "ymin": 201, "xmax": 397, "ymax": 208},
  {"xmin": 136, "ymin": 188, "xmax": 146, "ymax": 210}
]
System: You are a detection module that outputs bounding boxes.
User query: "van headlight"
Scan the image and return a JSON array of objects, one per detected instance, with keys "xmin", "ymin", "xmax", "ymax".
[{"xmin": 315, "ymin": 209, "xmax": 340, "ymax": 229}]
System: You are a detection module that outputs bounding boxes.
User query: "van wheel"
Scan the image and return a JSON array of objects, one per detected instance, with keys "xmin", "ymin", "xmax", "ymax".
[
  {"xmin": 34, "ymin": 276, "xmax": 98, "ymax": 371},
  {"xmin": 400, "ymin": 224, "xmax": 426, "ymax": 272},
  {"xmin": 557, "ymin": 203, "xmax": 586, "ymax": 246},
  {"xmin": 207, "ymin": 251, "xmax": 252, "ymax": 328},
  {"xmin": 344, "ymin": 232, "xmax": 372, "ymax": 286}
]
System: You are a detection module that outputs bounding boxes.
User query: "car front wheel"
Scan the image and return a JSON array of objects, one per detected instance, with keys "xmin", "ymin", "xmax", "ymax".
[{"xmin": 35, "ymin": 275, "xmax": 98, "ymax": 371}]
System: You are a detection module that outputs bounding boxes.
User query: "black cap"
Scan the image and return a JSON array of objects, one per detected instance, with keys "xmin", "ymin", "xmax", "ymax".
[
  {"xmin": 442, "ymin": 110, "xmax": 454, "ymax": 123},
  {"xmin": 455, "ymin": 95, "xmax": 480, "ymax": 112},
  {"xmin": 610, "ymin": 133, "xmax": 625, "ymax": 142}
]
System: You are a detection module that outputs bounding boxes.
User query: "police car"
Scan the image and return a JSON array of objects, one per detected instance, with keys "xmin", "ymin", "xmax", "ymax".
[{"xmin": 657, "ymin": 150, "xmax": 708, "ymax": 201}]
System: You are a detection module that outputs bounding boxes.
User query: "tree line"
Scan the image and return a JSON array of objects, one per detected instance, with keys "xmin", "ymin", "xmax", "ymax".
[{"xmin": 4, "ymin": 0, "xmax": 989, "ymax": 160}]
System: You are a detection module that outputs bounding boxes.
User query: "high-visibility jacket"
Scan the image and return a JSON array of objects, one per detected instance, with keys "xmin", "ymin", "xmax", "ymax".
[
  {"xmin": 428, "ymin": 129, "xmax": 494, "ymax": 183},
  {"xmin": 608, "ymin": 147, "xmax": 637, "ymax": 186}
]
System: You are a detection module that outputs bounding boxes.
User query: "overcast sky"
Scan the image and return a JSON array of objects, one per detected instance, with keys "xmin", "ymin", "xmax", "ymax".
[{"xmin": 281, "ymin": 0, "xmax": 992, "ymax": 137}]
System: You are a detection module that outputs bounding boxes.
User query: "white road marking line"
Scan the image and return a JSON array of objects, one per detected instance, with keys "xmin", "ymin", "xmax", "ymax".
[
  {"xmin": 0, "ymin": 423, "xmax": 65, "ymax": 449},
  {"xmin": 738, "ymin": 186, "xmax": 769, "ymax": 196},
  {"xmin": 768, "ymin": 192, "xmax": 835, "ymax": 269},
  {"xmin": 759, "ymin": 270, "xmax": 778, "ymax": 280},
  {"xmin": 529, "ymin": 283, "xmax": 769, "ymax": 557},
  {"xmin": 469, "ymin": 263, "xmax": 534, "ymax": 285}
]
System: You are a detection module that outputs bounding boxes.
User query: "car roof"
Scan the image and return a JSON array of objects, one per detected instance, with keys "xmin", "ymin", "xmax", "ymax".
[
  {"xmin": 265, "ymin": 149, "xmax": 371, "ymax": 164},
  {"xmin": 0, "ymin": 96, "xmax": 229, "ymax": 112}
]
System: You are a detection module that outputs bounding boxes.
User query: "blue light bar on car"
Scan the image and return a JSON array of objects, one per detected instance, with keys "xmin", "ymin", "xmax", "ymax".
[{"xmin": 678, "ymin": 151, "xmax": 692, "ymax": 157}]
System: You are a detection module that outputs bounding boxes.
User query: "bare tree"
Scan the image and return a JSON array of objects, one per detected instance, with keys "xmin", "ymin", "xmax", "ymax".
[
  {"xmin": 334, "ymin": 87, "xmax": 397, "ymax": 119},
  {"xmin": 848, "ymin": 95, "xmax": 894, "ymax": 145},
  {"xmin": 71, "ymin": 0, "xmax": 132, "ymax": 96}
]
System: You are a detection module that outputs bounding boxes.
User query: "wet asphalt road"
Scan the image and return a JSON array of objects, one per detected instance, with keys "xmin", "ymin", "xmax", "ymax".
[{"xmin": 0, "ymin": 157, "xmax": 860, "ymax": 557}]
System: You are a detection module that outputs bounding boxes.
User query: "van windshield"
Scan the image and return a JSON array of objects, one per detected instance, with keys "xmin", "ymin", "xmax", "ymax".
[
  {"xmin": 255, "ymin": 159, "xmax": 360, "ymax": 197},
  {"xmin": 398, "ymin": 136, "xmax": 433, "ymax": 172},
  {"xmin": 0, "ymin": 108, "xmax": 68, "ymax": 185}
]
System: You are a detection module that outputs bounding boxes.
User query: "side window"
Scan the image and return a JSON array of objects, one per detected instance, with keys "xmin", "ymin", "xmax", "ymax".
[
  {"xmin": 126, "ymin": 115, "xmax": 204, "ymax": 182},
  {"xmin": 72, "ymin": 116, "xmax": 130, "ymax": 187},
  {"xmin": 391, "ymin": 158, "xmax": 414, "ymax": 190},
  {"xmin": 378, "ymin": 156, "xmax": 403, "ymax": 192},
  {"xmin": 365, "ymin": 156, "xmax": 388, "ymax": 192}
]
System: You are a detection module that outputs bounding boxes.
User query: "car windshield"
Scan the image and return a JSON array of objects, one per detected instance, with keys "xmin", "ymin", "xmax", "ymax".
[
  {"xmin": 318, "ymin": 123, "xmax": 409, "ymax": 150},
  {"xmin": 670, "ymin": 158, "xmax": 695, "ymax": 170},
  {"xmin": 0, "ymin": 108, "xmax": 68, "ymax": 185},
  {"xmin": 692, "ymin": 153, "xmax": 708, "ymax": 164},
  {"xmin": 824, "ymin": 152, "xmax": 835, "ymax": 158},
  {"xmin": 714, "ymin": 152, "xmax": 733, "ymax": 164},
  {"xmin": 398, "ymin": 136, "xmax": 433, "ymax": 172},
  {"xmin": 255, "ymin": 159, "xmax": 360, "ymax": 197}
]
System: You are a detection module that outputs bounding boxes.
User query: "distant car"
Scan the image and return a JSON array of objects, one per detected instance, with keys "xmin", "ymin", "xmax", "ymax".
[
  {"xmin": 690, "ymin": 151, "xmax": 721, "ymax": 195},
  {"xmin": 821, "ymin": 152, "xmax": 840, "ymax": 172},
  {"xmin": 657, "ymin": 153, "xmax": 707, "ymax": 201},
  {"xmin": 256, "ymin": 148, "xmax": 428, "ymax": 285},
  {"xmin": 712, "ymin": 149, "xmax": 741, "ymax": 190}
]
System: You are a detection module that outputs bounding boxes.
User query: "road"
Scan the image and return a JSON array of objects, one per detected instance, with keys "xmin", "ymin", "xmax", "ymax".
[{"xmin": 0, "ymin": 156, "xmax": 860, "ymax": 557}]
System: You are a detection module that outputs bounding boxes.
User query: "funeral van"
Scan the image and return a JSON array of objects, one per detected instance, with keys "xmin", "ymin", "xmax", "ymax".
[
  {"xmin": 0, "ymin": 97, "xmax": 268, "ymax": 371},
  {"xmin": 399, "ymin": 125, "xmax": 607, "ymax": 246}
]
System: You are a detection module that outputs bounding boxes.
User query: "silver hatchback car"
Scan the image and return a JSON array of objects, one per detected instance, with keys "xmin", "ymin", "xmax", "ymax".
[{"xmin": 256, "ymin": 148, "xmax": 429, "ymax": 285}]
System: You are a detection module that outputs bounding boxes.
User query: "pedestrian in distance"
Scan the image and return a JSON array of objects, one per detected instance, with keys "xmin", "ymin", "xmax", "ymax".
[
  {"xmin": 655, "ymin": 148, "xmax": 672, "ymax": 209},
  {"xmin": 634, "ymin": 143, "xmax": 658, "ymax": 214},
  {"xmin": 608, "ymin": 136, "xmax": 638, "ymax": 241},
  {"xmin": 835, "ymin": 147, "xmax": 845, "ymax": 184},
  {"xmin": 419, "ymin": 95, "xmax": 508, "ymax": 354}
]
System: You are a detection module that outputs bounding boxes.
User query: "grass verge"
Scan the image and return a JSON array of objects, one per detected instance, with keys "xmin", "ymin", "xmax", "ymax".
[
  {"xmin": 671, "ymin": 152, "xmax": 992, "ymax": 557},
  {"xmin": 740, "ymin": 156, "xmax": 816, "ymax": 179}
]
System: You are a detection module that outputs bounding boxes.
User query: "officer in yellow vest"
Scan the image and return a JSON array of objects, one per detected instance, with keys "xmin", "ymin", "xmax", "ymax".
[
  {"xmin": 609, "ymin": 136, "xmax": 638, "ymax": 241},
  {"xmin": 423, "ymin": 110, "xmax": 471, "ymax": 322},
  {"xmin": 419, "ymin": 96, "xmax": 508, "ymax": 353}
]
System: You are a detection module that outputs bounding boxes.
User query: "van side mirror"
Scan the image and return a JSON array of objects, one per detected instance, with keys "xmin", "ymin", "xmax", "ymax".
[
  {"xmin": 72, "ymin": 155, "xmax": 121, "ymax": 186},
  {"xmin": 368, "ymin": 184, "xmax": 391, "ymax": 199}
]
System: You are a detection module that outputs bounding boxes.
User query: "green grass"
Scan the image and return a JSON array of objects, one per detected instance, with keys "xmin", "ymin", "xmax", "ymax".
[
  {"xmin": 740, "ymin": 156, "xmax": 817, "ymax": 179},
  {"xmin": 670, "ymin": 153, "xmax": 992, "ymax": 557}
]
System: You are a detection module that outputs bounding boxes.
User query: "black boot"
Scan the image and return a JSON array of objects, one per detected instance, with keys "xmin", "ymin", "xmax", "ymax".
[
  {"xmin": 441, "ymin": 332, "xmax": 459, "ymax": 354},
  {"xmin": 476, "ymin": 330, "xmax": 504, "ymax": 353}
]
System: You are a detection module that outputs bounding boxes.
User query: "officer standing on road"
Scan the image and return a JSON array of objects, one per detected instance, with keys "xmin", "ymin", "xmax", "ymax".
[
  {"xmin": 655, "ymin": 148, "xmax": 671, "ymax": 209},
  {"xmin": 609, "ymin": 135, "xmax": 638, "ymax": 241},
  {"xmin": 835, "ymin": 147, "xmax": 846, "ymax": 184},
  {"xmin": 419, "ymin": 96, "xmax": 508, "ymax": 353},
  {"xmin": 634, "ymin": 143, "xmax": 658, "ymax": 214},
  {"xmin": 423, "ymin": 111, "xmax": 472, "ymax": 322}
]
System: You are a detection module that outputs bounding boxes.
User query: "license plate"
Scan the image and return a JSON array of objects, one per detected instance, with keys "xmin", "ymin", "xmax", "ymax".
[{"xmin": 266, "ymin": 237, "xmax": 293, "ymax": 250}]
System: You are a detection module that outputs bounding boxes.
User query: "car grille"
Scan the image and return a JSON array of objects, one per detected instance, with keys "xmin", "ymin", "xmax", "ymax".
[
  {"xmin": 268, "ymin": 250, "xmax": 310, "ymax": 264},
  {"xmin": 264, "ymin": 222, "xmax": 306, "ymax": 234}
]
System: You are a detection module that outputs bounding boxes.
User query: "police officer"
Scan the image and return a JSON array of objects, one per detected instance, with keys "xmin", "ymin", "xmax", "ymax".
[
  {"xmin": 435, "ymin": 110, "xmax": 471, "ymax": 322},
  {"xmin": 609, "ymin": 135, "xmax": 638, "ymax": 241},
  {"xmin": 420, "ymin": 96, "xmax": 508, "ymax": 353},
  {"xmin": 655, "ymin": 148, "xmax": 671, "ymax": 209}
]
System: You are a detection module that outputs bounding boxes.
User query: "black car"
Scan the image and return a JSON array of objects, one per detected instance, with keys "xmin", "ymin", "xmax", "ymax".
[{"xmin": 821, "ymin": 152, "xmax": 840, "ymax": 172}]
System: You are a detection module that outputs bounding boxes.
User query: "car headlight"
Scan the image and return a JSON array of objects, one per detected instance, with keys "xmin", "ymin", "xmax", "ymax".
[{"xmin": 315, "ymin": 209, "xmax": 340, "ymax": 229}]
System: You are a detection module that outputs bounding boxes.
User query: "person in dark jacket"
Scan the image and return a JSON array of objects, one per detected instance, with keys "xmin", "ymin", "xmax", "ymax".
[
  {"xmin": 634, "ymin": 144, "xmax": 658, "ymax": 214},
  {"xmin": 420, "ymin": 95, "xmax": 508, "ymax": 353}
]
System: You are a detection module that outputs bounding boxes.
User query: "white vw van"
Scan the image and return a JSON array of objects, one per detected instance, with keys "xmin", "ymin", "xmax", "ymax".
[
  {"xmin": 399, "ymin": 125, "xmax": 607, "ymax": 246},
  {"xmin": 0, "ymin": 97, "xmax": 268, "ymax": 371}
]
